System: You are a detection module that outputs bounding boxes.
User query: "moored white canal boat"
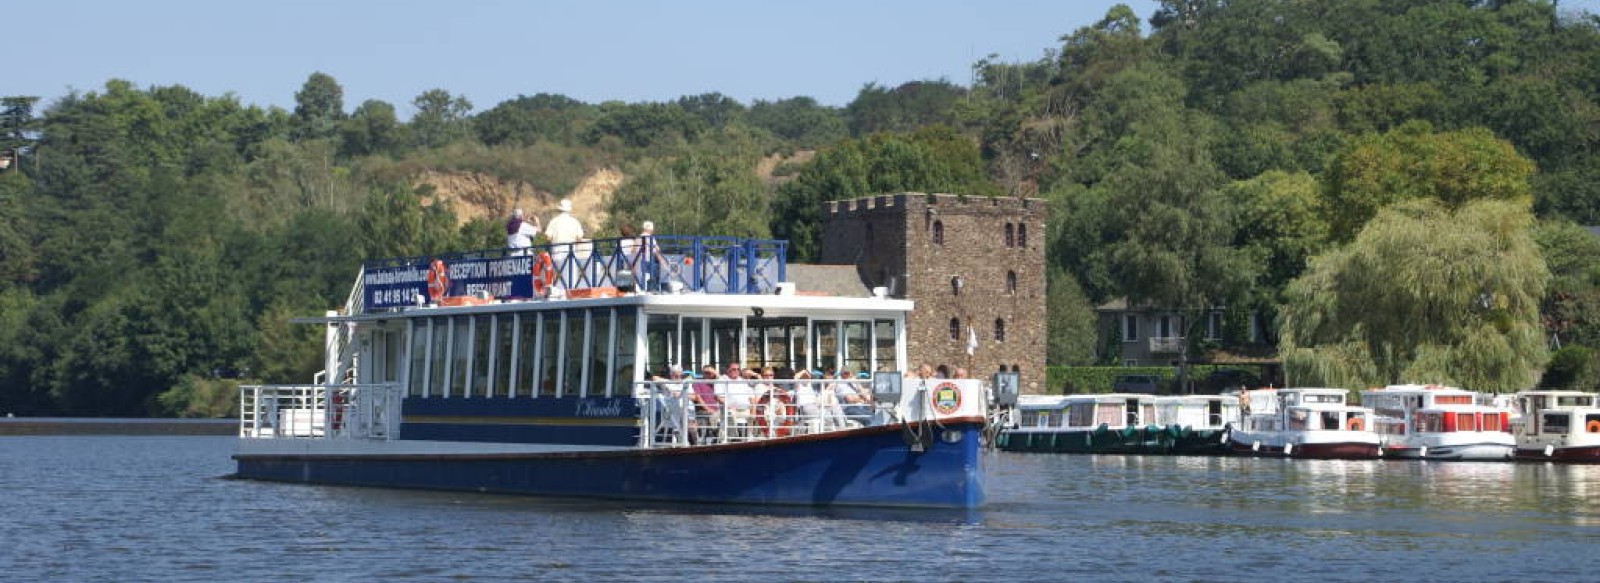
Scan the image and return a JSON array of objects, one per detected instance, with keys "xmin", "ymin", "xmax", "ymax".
[
  {"xmin": 1228, "ymin": 387, "xmax": 1380, "ymax": 459},
  {"xmin": 1510, "ymin": 390, "xmax": 1600, "ymax": 463},
  {"xmin": 1362, "ymin": 384, "xmax": 1514, "ymax": 461}
]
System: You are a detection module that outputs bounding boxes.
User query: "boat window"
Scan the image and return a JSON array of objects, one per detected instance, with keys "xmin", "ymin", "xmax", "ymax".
[
  {"xmin": 681, "ymin": 317, "xmax": 706, "ymax": 373},
  {"xmin": 614, "ymin": 307, "xmax": 637, "ymax": 395},
  {"xmin": 1096, "ymin": 403, "xmax": 1123, "ymax": 426},
  {"xmin": 1457, "ymin": 412, "xmax": 1477, "ymax": 432},
  {"xmin": 873, "ymin": 319, "xmax": 896, "ymax": 372},
  {"xmin": 494, "ymin": 315, "xmax": 514, "ymax": 397},
  {"xmin": 1319, "ymin": 411, "xmax": 1340, "ymax": 430},
  {"xmin": 514, "ymin": 314, "xmax": 536, "ymax": 398},
  {"xmin": 469, "ymin": 315, "xmax": 491, "ymax": 398},
  {"xmin": 843, "ymin": 321, "xmax": 869, "ymax": 374},
  {"xmin": 408, "ymin": 319, "xmax": 430, "ymax": 397},
  {"xmin": 540, "ymin": 312, "xmax": 560, "ymax": 397},
  {"xmin": 1304, "ymin": 394, "xmax": 1343, "ymax": 404},
  {"xmin": 790, "ymin": 322, "xmax": 810, "ymax": 373},
  {"xmin": 1543, "ymin": 412, "xmax": 1570, "ymax": 434},
  {"xmin": 746, "ymin": 316, "xmax": 802, "ymax": 371},
  {"xmin": 564, "ymin": 310, "xmax": 585, "ymax": 397},
  {"xmin": 814, "ymin": 321, "xmax": 838, "ymax": 372},
  {"xmin": 1588, "ymin": 413, "xmax": 1600, "ymax": 433},
  {"xmin": 450, "ymin": 317, "xmax": 471, "ymax": 397},
  {"xmin": 1068, "ymin": 403, "xmax": 1093, "ymax": 427},
  {"xmin": 646, "ymin": 314, "xmax": 677, "ymax": 377},
  {"xmin": 429, "ymin": 317, "xmax": 450, "ymax": 397},
  {"xmin": 1481, "ymin": 412, "xmax": 1503, "ymax": 432},
  {"xmin": 708, "ymin": 318, "xmax": 742, "ymax": 369},
  {"xmin": 1418, "ymin": 412, "xmax": 1444, "ymax": 433},
  {"xmin": 589, "ymin": 308, "xmax": 613, "ymax": 396}
]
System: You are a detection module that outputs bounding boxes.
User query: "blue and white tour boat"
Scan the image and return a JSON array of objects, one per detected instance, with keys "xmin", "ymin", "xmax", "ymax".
[{"xmin": 232, "ymin": 235, "xmax": 1001, "ymax": 508}]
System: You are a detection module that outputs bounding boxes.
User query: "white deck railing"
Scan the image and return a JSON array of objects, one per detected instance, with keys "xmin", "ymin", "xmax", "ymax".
[
  {"xmin": 239, "ymin": 384, "xmax": 403, "ymax": 440},
  {"xmin": 634, "ymin": 378, "xmax": 894, "ymax": 448}
]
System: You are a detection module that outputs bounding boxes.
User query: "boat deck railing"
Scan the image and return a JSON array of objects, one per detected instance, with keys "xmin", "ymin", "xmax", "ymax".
[
  {"xmin": 239, "ymin": 384, "xmax": 403, "ymax": 440},
  {"xmin": 635, "ymin": 378, "xmax": 891, "ymax": 448},
  {"xmin": 358, "ymin": 235, "xmax": 788, "ymax": 313}
]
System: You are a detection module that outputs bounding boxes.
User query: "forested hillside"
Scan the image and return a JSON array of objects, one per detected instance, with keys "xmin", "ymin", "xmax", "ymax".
[{"xmin": 3, "ymin": 0, "xmax": 1599, "ymax": 415}]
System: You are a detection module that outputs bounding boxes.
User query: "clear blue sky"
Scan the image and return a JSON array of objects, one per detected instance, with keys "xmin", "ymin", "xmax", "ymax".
[{"xmin": 14, "ymin": 0, "xmax": 1160, "ymax": 116}]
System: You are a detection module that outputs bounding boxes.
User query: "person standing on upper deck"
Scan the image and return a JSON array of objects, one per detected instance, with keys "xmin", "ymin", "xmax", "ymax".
[
  {"xmin": 545, "ymin": 199, "xmax": 584, "ymax": 288},
  {"xmin": 505, "ymin": 208, "xmax": 541, "ymax": 254}
]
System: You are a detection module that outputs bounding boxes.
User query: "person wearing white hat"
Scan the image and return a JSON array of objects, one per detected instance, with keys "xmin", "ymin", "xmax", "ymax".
[{"xmin": 545, "ymin": 199, "xmax": 585, "ymax": 289}]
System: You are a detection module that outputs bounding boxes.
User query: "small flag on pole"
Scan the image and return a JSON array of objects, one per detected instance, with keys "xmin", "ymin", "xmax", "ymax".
[{"xmin": 967, "ymin": 325, "xmax": 978, "ymax": 356}]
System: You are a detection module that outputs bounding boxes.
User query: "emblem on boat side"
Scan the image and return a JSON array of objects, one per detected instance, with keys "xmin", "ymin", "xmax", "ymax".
[{"xmin": 932, "ymin": 382, "xmax": 962, "ymax": 415}]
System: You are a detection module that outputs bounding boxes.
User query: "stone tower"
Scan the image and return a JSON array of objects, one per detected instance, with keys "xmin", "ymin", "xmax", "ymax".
[{"xmin": 820, "ymin": 193, "xmax": 1047, "ymax": 393}]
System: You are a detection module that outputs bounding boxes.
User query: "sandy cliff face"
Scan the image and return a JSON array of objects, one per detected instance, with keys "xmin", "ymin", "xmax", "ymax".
[{"xmin": 415, "ymin": 168, "xmax": 620, "ymax": 233}]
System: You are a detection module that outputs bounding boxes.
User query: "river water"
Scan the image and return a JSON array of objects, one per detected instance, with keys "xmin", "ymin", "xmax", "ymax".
[{"xmin": 1, "ymin": 436, "xmax": 1595, "ymax": 582}]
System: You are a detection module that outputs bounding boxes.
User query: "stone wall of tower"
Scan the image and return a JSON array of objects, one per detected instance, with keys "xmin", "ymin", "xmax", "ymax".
[{"xmin": 821, "ymin": 193, "xmax": 1048, "ymax": 393}]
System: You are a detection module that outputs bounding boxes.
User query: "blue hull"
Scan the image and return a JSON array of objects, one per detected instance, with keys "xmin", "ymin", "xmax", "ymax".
[{"xmin": 234, "ymin": 422, "xmax": 986, "ymax": 508}]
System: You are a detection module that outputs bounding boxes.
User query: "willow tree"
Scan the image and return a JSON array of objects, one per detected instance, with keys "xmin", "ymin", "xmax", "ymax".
[{"xmin": 1279, "ymin": 199, "xmax": 1548, "ymax": 392}]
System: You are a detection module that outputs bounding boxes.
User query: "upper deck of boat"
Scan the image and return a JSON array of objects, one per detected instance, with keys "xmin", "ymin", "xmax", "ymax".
[{"xmin": 326, "ymin": 234, "xmax": 912, "ymax": 322}]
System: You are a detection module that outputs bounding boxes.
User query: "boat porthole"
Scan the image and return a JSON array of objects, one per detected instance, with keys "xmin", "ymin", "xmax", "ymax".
[{"xmin": 941, "ymin": 430, "xmax": 963, "ymax": 444}]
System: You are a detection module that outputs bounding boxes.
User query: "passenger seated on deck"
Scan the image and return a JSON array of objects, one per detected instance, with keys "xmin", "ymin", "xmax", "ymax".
[
  {"xmin": 716, "ymin": 367, "xmax": 755, "ymax": 439},
  {"xmin": 832, "ymin": 369, "xmax": 873, "ymax": 426},
  {"xmin": 647, "ymin": 365, "xmax": 694, "ymax": 443},
  {"xmin": 790, "ymin": 369, "xmax": 820, "ymax": 426},
  {"xmin": 693, "ymin": 366, "xmax": 721, "ymax": 439}
]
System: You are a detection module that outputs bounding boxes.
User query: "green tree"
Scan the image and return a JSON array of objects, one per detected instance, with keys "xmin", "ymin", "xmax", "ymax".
[
  {"xmin": 846, "ymin": 80, "xmax": 965, "ymax": 137},
  {"xmin": 608, "ymin": 137, "xmax": 769, "ymax": 239},
  {"xmin": 291, "ymin": 72, "xmax": 345, "ymax": 142},
  {"xmin": 676, "ymin": 92, "xmax": 746, "ymax": 130},
  {"xmin": 745, "ymin": 97, "xmax": 847, "ymax": 148},
  {"xmin": 770, "ymin": 126, "xmax": 996, "ymax": 261},
  {"xmin": 1321, "ymin": 121, "xmax": 1536, "ymax": 243},
  {"xmin": 1046, "ymin": 267, "xmax": 1099, "ymax": 365},
  {"xmin": 340, "ymin": 99, "xmax": 404, "ymax": 158},
  {"xmin": 1533, "ymin": 219, "xmax": 1600, "ymax": 348},
  {"xmin": 584, "ymin": 101, "xmax": 704, "ymax": 150},
  {"xmin": 473, "ymin": 93, "xmax": 595, "ymax": 147},
  {"xmin": 410, "ymin": 89, "xmax": 474, "ymax": 149},
  {"xmin": 1281, "ymin": 199, "xmax": 1549, "ymax": 392}
]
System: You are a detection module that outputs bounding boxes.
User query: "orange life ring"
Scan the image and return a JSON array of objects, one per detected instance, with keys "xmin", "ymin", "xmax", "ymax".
[
  {"xmin": 753, "ymin": 392, "xmax": 796, "ymax": 438},
  {"xmin": 1587, "ymin": 420, "xmax": 1600, "ymax": 433},
  {"xmin": 1347, "ymin": 417, "xmax": 1364, "ymax": 431},
  {"xmin": 531, "ymin": 251, "xmax": 556, "ymax": 297},
  {"xmin": 426, "ymin": 259, "xmax": 449, "ymax": 301}
]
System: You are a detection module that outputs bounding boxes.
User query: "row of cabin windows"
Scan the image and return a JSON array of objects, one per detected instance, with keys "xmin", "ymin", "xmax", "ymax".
[
  {"xmin": 1120, "ymin": 312, "xmax": 1265, "ymax": 343},
  {"xmin": 951, "ymin": 272, "xmax": 1020, "ymax": 296},
  {"xmin": 948, "ymin": 317, "xmax": 1008, "ymax": 343},
  {"xmin": 395, "ymin": 310, "xmax": 903, "ymax": 398},
  {"xmin": 404, "ymin": 308, "xmax": 638, "ymax": 399},
  {"xmin": 928, "ymin": 220, "xmax": 1029, "ymax": 248},
  {"xmin": 644, "ymin": 315, "xmax": 901, "ymax": 378}
]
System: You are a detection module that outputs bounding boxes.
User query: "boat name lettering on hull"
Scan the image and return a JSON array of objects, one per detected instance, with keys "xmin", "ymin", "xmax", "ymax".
[{"xmin": 576, "ymin": 400, "xmax": 624, "ymax": 417}]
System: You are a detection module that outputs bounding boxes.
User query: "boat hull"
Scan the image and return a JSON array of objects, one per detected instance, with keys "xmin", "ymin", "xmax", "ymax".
[
  {"xmin": 234, "ymin": 421, "xmax": 986, "ymax": 508},
  {"xmin": 1512, "ymin": 444, "xmax": 1600, "ymax": 463},
  {"xmin": 1228, "ymin": 430, "xmax": 1381, "ymax": 459},
  {"xmin": 1382, "ymin": 442, "xmax": 1513, "ymax": 461}
]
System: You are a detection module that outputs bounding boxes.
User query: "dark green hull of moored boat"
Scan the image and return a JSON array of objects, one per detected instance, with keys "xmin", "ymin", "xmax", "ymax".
[{"xmin": 997, "ymin": 424, "xmax": 1232, "ymax": 456}]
